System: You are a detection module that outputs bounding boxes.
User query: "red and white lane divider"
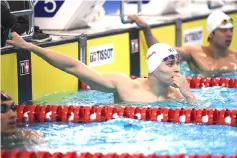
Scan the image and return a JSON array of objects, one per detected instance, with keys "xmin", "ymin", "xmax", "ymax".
[
  {"xmin": 16, "ymin": 105, "xmax": 237, "ymax": 126},
  {"xmin": 1, "ymin": 150, "xmax": 237, "ymax": 158}
]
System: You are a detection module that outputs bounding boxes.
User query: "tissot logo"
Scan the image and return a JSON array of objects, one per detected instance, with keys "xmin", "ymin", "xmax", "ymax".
[
  {"xmin": 89, "ymin": 44, "xmax": 114, "ymax": 67},
  {"xmin": 20, "ymin": 60, "xmax": 30, "ymax": 76},
  {"xmin": 184, "ymin": 27, "xmax": 203, "ymax": 45}
]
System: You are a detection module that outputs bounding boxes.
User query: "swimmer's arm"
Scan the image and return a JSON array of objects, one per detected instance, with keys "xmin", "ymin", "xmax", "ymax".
[
  {"xmin": 175, "ymin": 46, "xmax": 193, "ymax": 62},
  {"xmin": 182, "ymin": 91, "xmax": 197, "ymax": 102},
  {"xmin": 172, "ymin": 74, "xmax": 197, "ymax": 102},
  {"xmin": 7, "ymin": 32, "xmax": 128, "ymax": 93},
  {"xmin": 27, "ymin": 45, "xmax": 127, "ymax": 92},
  {"xmin": 143, "ymin": 26, "xmax": 158, "ymax": 47},
  {"xmin": 24, "ymin": 130, "xmax": 42, "ymax": 138},
  {"xmin": 127, "ymin": 15, "xmax": 157, "ymax": 47},
  {"xmin": 172, "ymin": 87, "xmax": 197, "ymax": 102},
  {"xmin": 175, "ymin": 88, "xmax": 197, "ymax": 102},
  {"xmin": 25, "ymin": 45, "xmax": 119, "ymax": 92}
]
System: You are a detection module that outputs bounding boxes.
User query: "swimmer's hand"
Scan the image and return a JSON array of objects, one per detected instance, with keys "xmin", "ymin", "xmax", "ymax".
[
  {"xmin": 6, "ymin": 32, "xmax": 33, "ymax": 49},
  {"xmin": 172, "ymin": 74, "xmax": 197, "ymax": 102},
  {"xmin": 6, "ymin": 129, "xmax": 43, "ymax": 143},
  {"xmin": 24, "ymin": 130, "xmax": 42, "ymax": 138},
  {"xmin": 21, "ymin": 129, "xmax": 43, "ymax": 144},
  {"xmin": 127, "ymin": 15, "xmax": 149, "ymax": 28}
]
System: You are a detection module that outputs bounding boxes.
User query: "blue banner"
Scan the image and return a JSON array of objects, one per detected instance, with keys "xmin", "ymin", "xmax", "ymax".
[{"xmin": 34, "ymin": 0, "xmax": 65, "ymax": 17}]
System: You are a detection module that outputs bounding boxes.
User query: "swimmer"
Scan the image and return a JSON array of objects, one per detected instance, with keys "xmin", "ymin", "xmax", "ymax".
[
  {"xmin": 1, "ymin": 91, "xmax": 42, "ymax": 150},
  {"xmin": 128, "ymin": 10, "xmax": 237, "ymax": 77},
  {"xmin": 7, "ymin": 32, "xmax": 196, "ymax": 103}
]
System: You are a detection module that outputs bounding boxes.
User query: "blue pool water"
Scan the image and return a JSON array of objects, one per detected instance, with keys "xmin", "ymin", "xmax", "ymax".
[
  {"xmin": 24, "ymin": 118, "xmax": 237, "ymax": 155},
  {"xmin": 180, "ymin": 62, "xmax": 237, "ymax": 79},
  {"xmin": 23, "ymin": 86, "xmax": 237, "ymax": 155}
]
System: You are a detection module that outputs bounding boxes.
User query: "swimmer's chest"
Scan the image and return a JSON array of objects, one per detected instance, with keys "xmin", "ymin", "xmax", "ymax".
[
  {"xmin": 191, "ymin": 50, "xmax": 237, "ymax": 71},
  {"xmin": 115, "ymin": 87, "xmax": 173, "ymax": 102}
]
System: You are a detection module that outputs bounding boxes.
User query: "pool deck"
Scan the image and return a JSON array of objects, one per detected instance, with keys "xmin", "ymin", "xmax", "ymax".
[{"xmin": 42, "ymin": 3, "xmax": 237, "ymax": 40}]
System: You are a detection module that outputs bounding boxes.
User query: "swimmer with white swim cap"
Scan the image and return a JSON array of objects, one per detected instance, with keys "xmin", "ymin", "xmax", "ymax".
[
  {"xmin": 129, "ymin": 11, "xmax": 237, "ymax": 77},
  {"xmin": 146, "ymin": 43, "xmax": 196, "ymax": 101},
  {"xmin": 7, "ymin": 32, "xmax": 196, "ymax": 103}
]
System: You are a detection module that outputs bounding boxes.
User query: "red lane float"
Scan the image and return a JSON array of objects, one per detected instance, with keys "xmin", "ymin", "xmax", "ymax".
[
  {"xmin": 80, "ymin": 77, "xmax": 237, "ymax": 90},
  {"xmin": 1, "ymin": 150, "xmax": 237, "ymax": 158},
  {"xmin": 15, "ymin": 105, "xmax": 237, "ymax": 126}
]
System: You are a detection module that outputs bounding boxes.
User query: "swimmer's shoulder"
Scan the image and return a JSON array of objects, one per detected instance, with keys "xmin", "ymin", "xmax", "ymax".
[
  {"xmin": 132, "ymin": 77, "xmax": 148, "ymax": 89},
  {"xmin": 189, "ymin": 45, "xmax": 211, "ymax": 57},
  {"xmin": 107, "ymin": 72, "xmax": 141, "ymax": 88},
  {"xmin": 104, "ymin": 72, "xmax": 133, "ymax": 81},
  {"xmin": 134, "ymin": 76, "xmax": 147, "ymax": 83},
  {"xmin": 178, "ymin": 45, "xmax": 203, "ymax": 55},
  {"xmin": 228, "ymin": 48, "xmax": 237, "ymax": 55}
]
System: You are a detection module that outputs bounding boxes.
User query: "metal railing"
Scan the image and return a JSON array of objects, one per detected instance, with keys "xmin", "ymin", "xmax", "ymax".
[
  {"xmin": 10, "ymin": 0, "xmax": 35, "ymax": 38},
  {"xmin": 2, "ymin": 0, "xmax": 34, "ymax": 38},
  {"xmin": 1, "ymin": 0, "xmax": 34, "ymax": 49},
  {"xmin": 120, "ymin": 0, "xmax": 142, "ymax": 24}
]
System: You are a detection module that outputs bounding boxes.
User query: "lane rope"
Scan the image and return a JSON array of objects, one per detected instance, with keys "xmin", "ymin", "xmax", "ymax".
[
  {"xmin": 1, "ymin": 150, "xmax": 237, "ymax": 158},
  {"xmin": 17, "ymin": 105, "xmax": 237, "ymax": 126}
]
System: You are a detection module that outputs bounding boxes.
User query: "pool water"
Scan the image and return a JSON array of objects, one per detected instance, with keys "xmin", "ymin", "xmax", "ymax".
[
  {"xmin": 180, "ymin": 62, "xmax": 237, "ymax": 79},
  {"xmin": 25, "ymin": 86, "xmax": 237, "ymax": 155},
  {"xmin": 23, "ymin": 118, "xmax": 237, "ymax": 155}
]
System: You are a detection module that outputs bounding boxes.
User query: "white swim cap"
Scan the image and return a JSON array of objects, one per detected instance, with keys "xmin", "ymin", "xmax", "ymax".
[
  {"xmin": 146, "ymin": 43, "xmax": 178, "ymax": 73},
  {"xmin": 206, "ymin": 10, "xmax": 233, "ymax": 35}
]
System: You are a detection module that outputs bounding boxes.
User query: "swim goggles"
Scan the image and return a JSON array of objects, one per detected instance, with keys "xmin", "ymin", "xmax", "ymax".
[
  {"xmin": 1, "ymin": 103, "xmax": 17, "ymax": 113},
  {"xmin": 217, "ymin": 18, "xmax": 233, "ymax": 28},
  {"xmin": 162, "ymin": 54, "xmax": 182, "ymax": 63}
]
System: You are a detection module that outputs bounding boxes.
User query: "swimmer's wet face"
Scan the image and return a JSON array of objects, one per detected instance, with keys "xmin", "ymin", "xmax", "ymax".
[
  {"xmin": 206, "ymin": 11, "xmax": 233, "ymax": 48},
  {"xmin": 1, "ymin": 92, "xmax": 17, "ymax": 132},
  {"xmin": 153, "ymin": 54, "xmax": 181, "ymax": 85},
  {"xmin": 212, "ymin": 18, "xmax": 233, "ymax": 47},
  {"xmin": 212, "ymin": 27, "xmax": 233, "ymax": 48},
  {"xmin": 1, "ymin": 100, "xmax": 17, "ymax": 132}
]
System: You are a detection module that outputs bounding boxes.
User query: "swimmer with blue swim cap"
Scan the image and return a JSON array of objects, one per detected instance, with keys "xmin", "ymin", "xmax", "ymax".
[{"xmin": 7, "ymin": 32, "xmax": 196, "ymax": 102}]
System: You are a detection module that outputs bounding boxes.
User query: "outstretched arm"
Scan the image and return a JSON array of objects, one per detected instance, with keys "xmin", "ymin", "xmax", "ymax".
[
  {"xmin": 176, "ymin": 46, "xmax": 193, "ymax": 62},
  {"xmin": 128, "ymin": 15, "xmax": 193, "ymax": 62},
  {"xmin": 7, "ymin": 32, "xmax": 125, "ymax": 93},
  {"xmin": 128, "ymin": 15, "xmax": 158, "ymax": 47}
]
